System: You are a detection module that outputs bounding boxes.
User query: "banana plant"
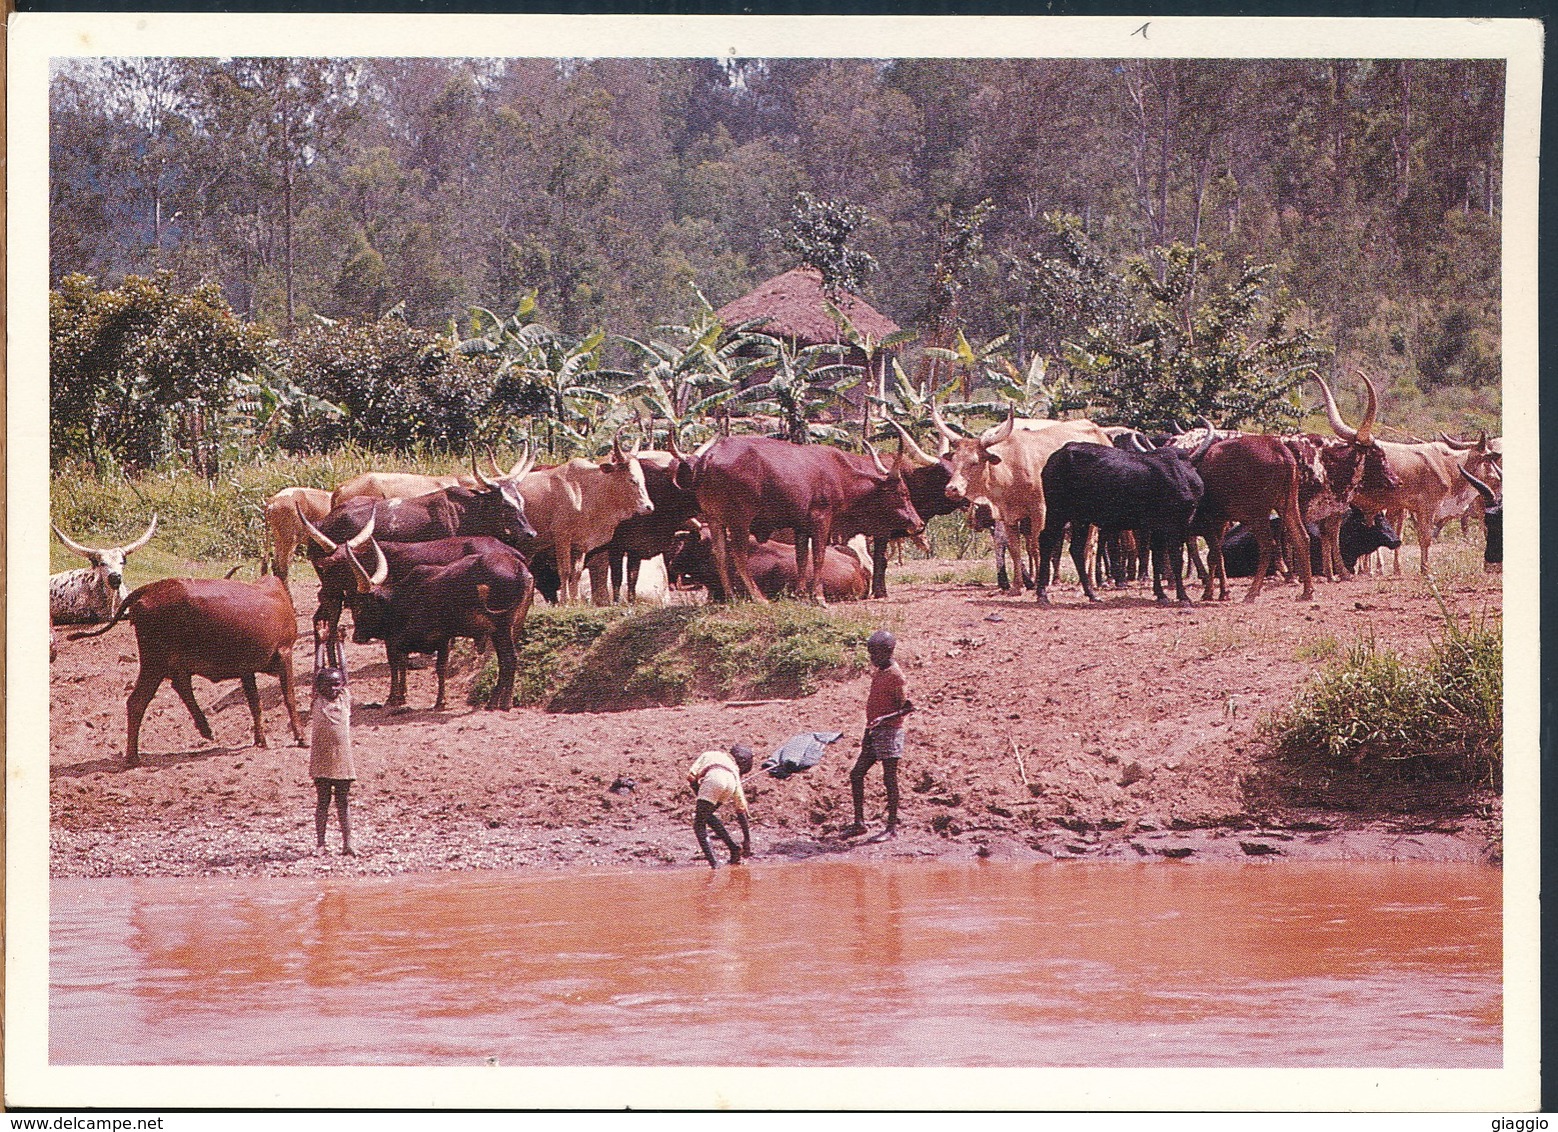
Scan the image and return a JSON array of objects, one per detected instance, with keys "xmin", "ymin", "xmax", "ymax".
[
  {"xmin": 619, "ymin": 310, "xmax": 772, "ymax": 449},
  {"xmin": 822, "ymin": 295, "xmax": 919, "ymax": 410},
  {"xmin": 732, "ymin": 335, "xmax": 861, "ymax": 445},
  {"xmin": 923, "ymin": 328, "xmax": 1012, "ymax": 402}
]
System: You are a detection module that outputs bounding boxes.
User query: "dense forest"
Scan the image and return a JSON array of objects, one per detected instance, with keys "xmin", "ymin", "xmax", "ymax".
[{"xmin": 50, "ymin": 56, "xmax": 1503, "ymax": 469}]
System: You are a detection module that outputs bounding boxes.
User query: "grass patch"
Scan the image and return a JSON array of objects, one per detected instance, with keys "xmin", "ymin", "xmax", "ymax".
[
  {"xmin": 50, "ymin": 446, "xmax": 478, "ymax": 574},
  {"xmin": 470, "ymin": 600, "xmax": 882, "ymax": 712},
  {"xmin": 1261, "ymin": 593, "xmax": 1501, "ymax": 787},
  {"xmin": 1293, "ymin": 635, "xmax": 1340, "ymax": 663}
]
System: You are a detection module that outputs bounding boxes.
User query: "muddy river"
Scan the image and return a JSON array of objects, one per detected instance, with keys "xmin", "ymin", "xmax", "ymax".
[{"xmin": 51, "ymin": 860, "xmax": 1500, "ymax": 1067}]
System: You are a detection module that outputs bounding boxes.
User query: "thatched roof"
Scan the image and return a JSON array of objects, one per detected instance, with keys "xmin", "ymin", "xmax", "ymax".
[{"xmin": 713, "ymin": 266, "xmax": 901, "ymax": 347}]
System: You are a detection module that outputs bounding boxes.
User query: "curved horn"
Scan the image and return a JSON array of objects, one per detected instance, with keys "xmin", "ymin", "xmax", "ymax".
[
  {"xmin": 485, "ymin": 445, "xmax": 505, "ymax": 479},
  {"xmin": 342, "ymin": 539, "xmax": 388, "ymax": 592},
  {"xmin": 1188, "ymin": 417, "xmax": 1218, "ymax": 465},
  {"xmin": 345, "ymin": 510, "xmax": 377, "ymax": 551},
  {"xmin": 51, "ymin": 523, "xmax": 101, "ymax": 559},
  {"xmin": 115, "ymin": 514, "xmax": 158, "ymax": 556},
  {"xmin": 929, "ymin": 400, "xmax": 960, "ymax": 444},
  {"xmin": 1460, "ymin": 466, "xmax": 1499, "ymax": 506},
  {"xmin": 471, "ymin": 448, "xmax": 499, "ymax": 489},
  {"xmin": 1354, "ymin": 371, "xmax": 1378, "ymax": 445},
  {"xmin": 864, "ymin": 438, "xmax": 892, "ymax": 478},
  {"xmin": 507, "ymin": 440, "xmax": 536, "ymax": 480},
  {"xmin": 885, "ymin": 417, "xmax": 938, "ymax": 468},
  {"xmin": 666, "ymin": 427, "xmax": 685, "ymax": 460},
  {"xmin": 296, "ymin": 502, "xmax": 338, "ymax": 553},
  {"xmin": 1315, "ymin": 374, "xmax": 1357, "ymax": 443},
  {"xmin": 1127, "ymin": 432, "xmax": 1150, "ymax": 453},
  {"xmin": 1172, "ymin": 420, "xmax": 1187, "ymax": 436},
  {"xmin": 980, "ymin": 406, "xmax": 1015, "ymax": 449},
  {"xmin": 1438, "ymin": 431, "xmax": 1477, "ymax": 451},
  {"xmin": 692, "ymin": 436, "xmax": 719, "ymax": 458}
]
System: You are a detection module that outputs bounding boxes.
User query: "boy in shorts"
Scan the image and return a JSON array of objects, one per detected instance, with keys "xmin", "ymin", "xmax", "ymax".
[
  {"xmin": 687, "ymin": 743, "xmax": 755, "ymax": 869},
  {"xmin": 842, "ymin": 630, "xmax": 914, "ymax": 838}
]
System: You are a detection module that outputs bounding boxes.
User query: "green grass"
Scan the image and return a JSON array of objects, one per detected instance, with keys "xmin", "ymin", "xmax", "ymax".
[
  {"xmin": 470, "ymin": 599, "xmax": 884, "ymax": 711},
  {"xmin": 1261, "ymin": 591, "xmax": 1502, "ymax": 786}
]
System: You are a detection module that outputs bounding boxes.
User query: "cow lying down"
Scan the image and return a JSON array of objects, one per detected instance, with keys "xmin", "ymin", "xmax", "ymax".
[
  {"xmin": 666, "ymin": 525, "xmax": 870, "ymax": 602},
  {"xmin": 1221, "ymin": 508, "xmax": 1401, "ymax": 579}
]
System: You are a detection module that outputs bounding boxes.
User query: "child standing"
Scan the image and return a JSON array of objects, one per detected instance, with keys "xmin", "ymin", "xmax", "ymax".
[
  {"xmin": 843, "ymin": 630, "xmax": 914, "ymax": 838},
  {"xmin": 310, "ymin": 641, "xmax": 355, "ymax": 856}
]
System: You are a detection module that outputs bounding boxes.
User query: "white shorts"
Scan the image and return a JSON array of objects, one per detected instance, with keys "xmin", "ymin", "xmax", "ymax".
[{"xmin": 696, "ymin": 767, "xmax": 742, "ymax": 809}]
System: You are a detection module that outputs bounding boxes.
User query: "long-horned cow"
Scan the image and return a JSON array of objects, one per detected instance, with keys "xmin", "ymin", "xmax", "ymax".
[
  {"xmin": 581, "ymin": 439, "xmax": 699, "ymax": 605},
  {"xmin": 51, "ymin": 516, "xmax": 159, "ymax": 625},
  {"xmin": 68, "ymin": 575, "xmax": 305, "ymax": 766},
  {"xmin": 515, "ymin": 430, "xmax": 655, "ymax": 603},
  {"xmin": 934, "ymin": 404, "xmax": 1113, "ymax": 595},
  {"xmin": 1341, "ymin": 374, "xmax": 1500, "ymax": 574},
  {"xmin": 690, "ymin": 435, "xmax": 924, "ymax": 603}
]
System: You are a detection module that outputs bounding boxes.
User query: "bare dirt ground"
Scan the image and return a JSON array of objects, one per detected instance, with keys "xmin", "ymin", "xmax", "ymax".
[{"xmin": 49, "ymin": 548, "xmax": 1502, "ymax": 879}]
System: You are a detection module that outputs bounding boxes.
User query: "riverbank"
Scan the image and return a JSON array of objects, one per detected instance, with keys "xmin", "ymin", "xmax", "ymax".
[{"xmin": 48, "ymin": 550, "xmax": 1503, "ymax": 879}]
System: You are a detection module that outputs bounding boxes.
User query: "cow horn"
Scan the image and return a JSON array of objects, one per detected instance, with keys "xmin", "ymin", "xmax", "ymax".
[
  {"xmin": 471, "ymin": 449, "xmax": 499, "ymax": 489},
  {"xmin": 295, "ymin": 502, "xmax": 338, "ymax": 553},
  {"xmin": 692, "ymin": 436, "xmax": 719, "ymax": 458},
  {"xmin": 1127, "ymin": 432, "xmax": 1150, "ymax": 453},
  {"xmin": 506, "ymin": 440, "xmax": 536, "ymax": 480},
  {"xmin": 486, "ymin": 446, "xmax": 505, "ymax": 479},
  {"xmin": 342, "ymin": 541, "xmax": 382, "ymax": 593},
  {"xmin": 929, "ymin": 400, "xmax": 960, "ymax": 444},
  {"xmin": 1459, "ymin": 466, "xmax": 1499, "ymax": 506},
  {"xmin": 1354, "ymin": 371, "xmax": 1378, "ymax": 445},
  {"xmin": 1438, "ymin": 431, "xmax": 1477, "ymax": 451},
  {"xmin": 864, "ymin": 438, "xmax": 892, "ymax": 478},
  {"xmin": 980, "ymin": 406, "xmax": 1016, "ymax": 449},
  {"xmin": 1188, "ymin": 417, "xmax": 1218, "ymax": 464},
  {"xmin": 1316, "ymin": 374, "xmax": 1358, "ymax": 443},
  {"xmin": 885, "ymin": 417, "xmax": 938, "ymax": 468},
  {"xmin": 666, "ymin": 427, "xmax": 685, "ymax": 460},
  {"xmin": 345, "ymin": 511, "xmax": 377, "ymax": 551},
  {"xmin": 611, "ymin": 426, "xmax": 627, "ymax": 462},
  {"xmin": 51, "ymin": 523, "xmax": 101, "ymax": 560},
  {"xmin": 114, "ymin": 514, "xmax": 158, "ymax": 556}
]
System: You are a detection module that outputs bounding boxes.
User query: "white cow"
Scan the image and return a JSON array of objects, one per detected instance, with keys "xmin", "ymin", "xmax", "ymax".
[{"xmin": 50, "ymin": 515, "xmax": 158, "ymax": 625}]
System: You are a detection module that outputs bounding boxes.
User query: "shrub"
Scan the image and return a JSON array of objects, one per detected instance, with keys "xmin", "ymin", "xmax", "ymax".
[{"xmin": 1261, "ymin": 598, "xmax": 1502, "ymax": 787}]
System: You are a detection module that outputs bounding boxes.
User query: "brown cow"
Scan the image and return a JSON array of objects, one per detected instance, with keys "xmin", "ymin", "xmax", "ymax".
[
  {"xmin": 1190, "ymin": 435, "xmax": 1314, "ymax": 603},
  {"xmin": 690, "ymin": 436, "xmax": 923, "ymax": 604},
  {"xmin": 1342, "ymin": 374, "xmax": 1500, "ymax": 574},
  {"xmin": 69, "ymin": 576, "xmax": 305, "ymax": 766},
  {"xmin": 667, "ymin": 524, "xmax": 871, "ymax": 602},
  {"xmin": 1294, "ymin": 375, "xmax": 1400, "ymax": 580},
  {"xmin": 262, "ymin": 486, "xmax": 332, "ymax": 582},
  {"xmin": 934, "ymin": 405, "xmax": 1112, "ymax": 595}
]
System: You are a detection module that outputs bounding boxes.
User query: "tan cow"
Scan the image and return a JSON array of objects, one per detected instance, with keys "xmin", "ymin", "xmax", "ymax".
[
  {"xmin": 518, "ymin": 431, "xmax": 654, "ymax": 602},
  {"xmin": 1346, "ymin": 376, "xmax": 1500, "ymax": 574},
  {"xmin": 330, "ymin": 446, "xmax": 535, "ymax": 510},
  {"xmin": 933, "ymin": 404, "xmax": 1112, "ymax": 595},
  {"xmin": 261, "ymin": 487, "xmax": 332, "ymax": 581}
]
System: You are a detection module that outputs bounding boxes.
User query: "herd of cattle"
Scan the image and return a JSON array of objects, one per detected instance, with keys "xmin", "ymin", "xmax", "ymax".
[{"xmin": 51, "ymin": 372, "xmax": 1503, "ymax": 765}]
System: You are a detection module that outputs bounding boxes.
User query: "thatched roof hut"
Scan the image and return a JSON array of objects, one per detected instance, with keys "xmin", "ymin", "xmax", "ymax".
[{"xmin": 713, "ymin": 266, "xmax": 902, "ymax": 410}]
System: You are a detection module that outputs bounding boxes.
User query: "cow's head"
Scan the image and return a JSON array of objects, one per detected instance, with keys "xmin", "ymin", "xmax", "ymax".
[
  {"xmin": 339, "ymin": 536, "xmax": 395, "ymax": 643},
  {"xmin": 886, "ymin": 418, "xmax": 961, "ymax": 523},
  {"xmin": 472, "ymin": 445, "xmax": 540, "ymax": 540},
  {"xmin": 1460, "ymin": 467, "xmax": 1503, "ymax": 569},
  {"xmin": 934, "ymin": 403, "xmax": 1011, "ymax": 504},
  {"xmin": 1317, "ymin": 372, "xmax": 1398, "ymax": 492},
  {"xmin": 664, "ymin": 520, "xmax": 722, "ymax": 597},
  {"xmin": 52, "ymin": 515, "xmax": 158, "ymax": 595},
  {"xmin": 837, "ymin": 437, "xmax": 925, "ymax": 539},
  {"xmin": 597, "ymin": 429, "xmax": 655, "ymax": 518}
]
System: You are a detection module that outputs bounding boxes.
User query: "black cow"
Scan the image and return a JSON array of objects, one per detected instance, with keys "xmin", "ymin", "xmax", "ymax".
[
  {"xmin": 582, "ymin": 450, "xmax": 699, "ymax": 604},
  {"xmin": 1037, "ymin": 434, "xmax": 1214, "ymax": 605},
  {"xmin": 340, "ymin": 543, "xmax": 534, "ymax": 711},
  {"xmin": 1460, "ymin": 468, "xmax": 1503, "ymax": 569},
  {"xmin": 1221, "ymin": 509, "xmax": 1401, "ymax": 578},
  {"xmin": 310, "ymin": 484, "xmax": 537, "ymax": 564}
]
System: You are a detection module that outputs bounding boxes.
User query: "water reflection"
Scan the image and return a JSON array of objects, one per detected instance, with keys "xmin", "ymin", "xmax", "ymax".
[{"xmin": 52, "ymin": 860, "xmax": 1500, "ymax": 1067}]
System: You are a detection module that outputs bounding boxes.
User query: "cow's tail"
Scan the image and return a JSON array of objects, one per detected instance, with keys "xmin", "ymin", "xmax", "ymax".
[
  {"xmin": 475, "ymin": 582, "xmax": 522, "ymax": 618},
  {"xmin": 67, "ymin": 583, "xmax": 151, "ymax": 640}
]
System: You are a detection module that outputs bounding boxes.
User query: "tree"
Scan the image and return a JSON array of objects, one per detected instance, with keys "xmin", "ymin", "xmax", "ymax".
[
  {"xmin": 774, "ymin": 192, "xmax": 878, "ymax": 297},
  {"xmin": 50, "ymin": 271, "xmax": 268, "ymax": 473},
  {"xmin": 1063, "ymin": 243, "xmax": 1331, "ymax": 431}
]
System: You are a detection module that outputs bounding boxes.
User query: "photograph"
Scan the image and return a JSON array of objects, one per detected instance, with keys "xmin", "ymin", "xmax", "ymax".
[{"xmin": 7, "ymin": 11, "xmax": 1542, "ymax": 1112}]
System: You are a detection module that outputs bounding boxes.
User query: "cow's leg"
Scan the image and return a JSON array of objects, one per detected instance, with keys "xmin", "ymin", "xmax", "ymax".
[
  {"xmin": 386, "ymin": 644, "xmax": 408, "ymax": 709},
  {"xmin": 1149, "ymin": 533, "xmax": 1171, "ymax": 605},
  {"xmin": 1243, "ymin": 521, "xmax": 1275, "ymax": 603},
  {"xmin": 239, "ymin": 672, "xmax": 268, "ymax": 748},
  {"xmin": 585, "ymin": 549, "xmax": 612, "ymax": 606},
  {"xmin": 792, "ymin": 530, "xmax": 812, "ymax": 599},
  {"xmin": 709, "ymin": 524, "xmax": 738, "ymax": 602},
  {"xmin": 809, "ymin": 520, "xmax": 831, "ymax": 604},
  {"xmin": 1186, "ymin": 535, "xmax": 1215, "ymax": 601},
  {"xmin": 432, "ymin": 644, "xmax": 450, "ymax": 710},
  {"xmin": 487, "ymin": 619, "xmax": 519, "ymax": 711},
  {"xmin": 165, "ymin": 670, "xmax": 216, "ymax": 744},
  {"xmin": 1168, "ymin": 533, "xmax": 1193, "ymax": 604},
  {"xmin": 1036, "ymin": 520, "xmax": 1064, "ymax": 605},
  {"xmin": 1023, "ymin": 519, "xmax": 1044, "ymax": 601},
  {"xmin": 1387, "ymin": 508, "xmax": 1407, "ymax": 574},
  {"xmin": 272, "ymin": 648, "xmax": 306, "ymax": 745},
  {"xmin": 124, "ymin": 669, "xmax": 167, "ymax": 766},
  {"xmin": 729, "ymin": 533, "xmax": 766, "ymax": 602},
  {"xmin": 1281, "ymin": 507, "xmax": 1315, "ymax": 601},
  {"xmin": 1413, "ymin": 508, "xmax": 1433, "ymax": 574},
  {"xmin": 626, "ymin": 555, "xmax": 644, "ymax": 603},
  {"xmin": 1071, "ymin": 524, "xmax": 1098, "ymax": 601},
  {"xmin": 870, "ymin": 535, "xmax": 889, "ymax": 599}
]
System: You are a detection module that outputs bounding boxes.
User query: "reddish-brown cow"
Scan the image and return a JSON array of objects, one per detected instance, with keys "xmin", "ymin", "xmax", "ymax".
[
  {"xmin": 70, "ymin": 576, "xmax": 305, "ymax": 766},
  {"xmin": 1190, "ymin": 436, "xmax": 1314, "ymax": 603}
]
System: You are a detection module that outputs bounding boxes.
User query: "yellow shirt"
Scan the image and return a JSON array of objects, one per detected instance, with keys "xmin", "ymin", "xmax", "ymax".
[{"xmin": 687, "ymin": 750, "xmax": 748, "ymax": 813}]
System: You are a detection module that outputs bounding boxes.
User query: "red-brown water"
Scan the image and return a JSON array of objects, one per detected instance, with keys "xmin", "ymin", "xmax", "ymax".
[{"xmin": 51, "ymin": 860, "xmax": 1500, "ymax": 1067}]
